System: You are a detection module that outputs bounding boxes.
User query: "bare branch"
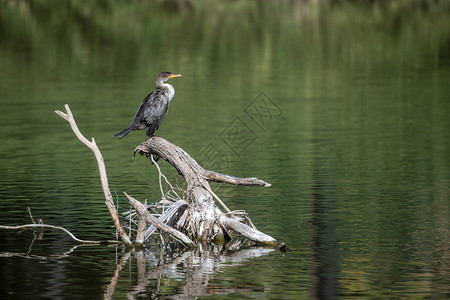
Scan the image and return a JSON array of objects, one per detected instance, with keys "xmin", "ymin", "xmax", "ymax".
[
  {"xmin": 218, "ymin": 216, "xmax": 278, "ymax": 246},
  {"xmin": 0, "ymin": 224, "xmax": 120, "ymax": 245},
  {"xmin": 56, "ymin": 104, "xmax": 133, "ymax": 247},
  {"xmin": 204, "ymin": 171, "xmax": 271, "ymax": 187},
  {"xmin": 135, "ymin": 216, "xmax": 147, "ymax": 248},
  {"xmin": 134, "ymin": 136, "xmax": 271, "ymax": 188}
]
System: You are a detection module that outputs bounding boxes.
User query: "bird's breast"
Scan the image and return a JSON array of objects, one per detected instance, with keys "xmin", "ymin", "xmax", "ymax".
[{"xmin": 163, "ymin": 84, "xmax": 175, "ymax": 102}]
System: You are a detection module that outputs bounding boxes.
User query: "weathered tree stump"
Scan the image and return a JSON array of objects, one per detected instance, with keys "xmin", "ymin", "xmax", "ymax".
[
  {"xmin": 3, "ymin": 105, "xmax": 284, "ymax": 250},
  {"xmin": 134, "ymin": 136, "xmax": 278, "ymax": 246},
  {"xmin": 52, "ymin": 104, "xmax": 283, "ymax": 249}
]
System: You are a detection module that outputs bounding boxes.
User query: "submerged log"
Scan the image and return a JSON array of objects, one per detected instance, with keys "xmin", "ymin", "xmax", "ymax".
[{"xmin": 134, "ymin": 136, "xmax": 278, "ymax": 246}]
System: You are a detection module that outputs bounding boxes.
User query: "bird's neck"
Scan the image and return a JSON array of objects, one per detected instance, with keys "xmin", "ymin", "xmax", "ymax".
[
  {"xmin": 155, "ymin": 82, "xmax": 172, "ymax": 90},
  {"xmin": 155, "ymin": 78, "xmax": 165, "ymax": 88}
]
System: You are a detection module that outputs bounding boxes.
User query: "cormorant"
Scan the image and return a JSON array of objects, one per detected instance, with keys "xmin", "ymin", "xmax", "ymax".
[{"xmin": 114, "ymin": 72, "xmax": 182, "ymax": 138}]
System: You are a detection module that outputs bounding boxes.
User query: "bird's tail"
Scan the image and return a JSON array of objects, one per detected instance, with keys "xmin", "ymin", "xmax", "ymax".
[{"xmin": 114, "ymin": 127, "xmax": 133, "ymax": 138}]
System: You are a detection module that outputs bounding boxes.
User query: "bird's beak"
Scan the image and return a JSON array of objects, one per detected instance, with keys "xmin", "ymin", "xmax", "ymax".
[{"xmin": 169, "ymin": 74, "xmax": 182, "ymax": 79}]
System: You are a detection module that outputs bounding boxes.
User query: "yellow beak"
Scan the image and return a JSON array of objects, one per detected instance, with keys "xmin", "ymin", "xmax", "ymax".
[{"xmin": 169, "ymin": 74, "xmax": 182, "ymax": 79}]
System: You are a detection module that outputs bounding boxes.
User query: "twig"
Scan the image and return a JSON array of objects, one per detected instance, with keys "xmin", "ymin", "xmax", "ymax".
[
  {"xmin": 202, "ymin": 183, "xmax": 232, "ymax": 213},
  {"xmin": 0, "ymin": 224, "xmax": 120, "ymax": 245},
  {"xmin": 27, "ymin": 207, "xmax": 35, "ymax": 224},
  {"xmin": 151, "ymin": 154, "xmax": 181, "ymax": 200},
  {"xmin": 151, "ymin": 155, "xmax": 167, "ymax": 204},
  {"xmin": 201, "ymin": 181, "xmax": 259, "ymax": 230}
]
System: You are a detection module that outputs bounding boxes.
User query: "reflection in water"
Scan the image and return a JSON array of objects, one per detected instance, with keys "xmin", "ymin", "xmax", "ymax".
[
  {"xmin": 0, "ymin": 243, "xmax": 78, "ymax": 261},
  {"xmin": 308, "ymin": 192, "xmax": 339, "ymax": 299},
  {"xmin": 0, "ymin": 231, "xmax": 275, "ymax": 299},
  {"xmin": 105, "ymin": 242, "xmax": 274, "ymax": 299},
  {"xmin": 308, "ymin": 148, "xmax": 340, "ymax": 299},
  {"xmin": 305, "ymin": 91, "xmax": 450, "ymax": 298}
]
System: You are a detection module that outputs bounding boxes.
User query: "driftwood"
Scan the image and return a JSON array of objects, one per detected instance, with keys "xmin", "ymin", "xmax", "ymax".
[
  {"xmin": 56, "ymin": 104, "xmax": 282, "ymax": 248},
  {"xmin": 134, "ymin": 136, "xmax": 279, "ymax": 246},
  {"xmin": 2, "ymin": 105, "xmax": 282, "ymax": 250}
]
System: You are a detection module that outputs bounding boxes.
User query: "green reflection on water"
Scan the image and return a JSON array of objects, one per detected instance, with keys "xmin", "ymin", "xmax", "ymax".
[{"xmin": 0, "ymin": 0, "xmax": 449, "ymax": 299}]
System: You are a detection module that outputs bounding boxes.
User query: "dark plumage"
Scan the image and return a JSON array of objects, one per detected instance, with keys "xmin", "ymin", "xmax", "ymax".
[{"xmin": 114, "ymin": 72, "xmax": 181, "ymax": 138}]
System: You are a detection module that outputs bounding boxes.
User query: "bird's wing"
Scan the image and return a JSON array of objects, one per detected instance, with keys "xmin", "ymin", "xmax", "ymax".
[
  {"xmin": 143, "ymin": 89, "xmax": 170, "ymax": 135},
  {"xmin": 126, "ymin": 91, "xmax": 155, "ymax": 128}
]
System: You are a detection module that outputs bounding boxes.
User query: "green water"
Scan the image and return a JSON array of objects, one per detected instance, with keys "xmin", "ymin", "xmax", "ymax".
[{"xmin": 1, "ymin": 1, "xmax": 449, "ymax": 299}]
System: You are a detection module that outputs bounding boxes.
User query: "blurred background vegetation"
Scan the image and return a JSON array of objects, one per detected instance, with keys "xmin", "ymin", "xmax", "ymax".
[{"xmin": 1, "ymin": 0, "xmax": 449, "ymax": 80}]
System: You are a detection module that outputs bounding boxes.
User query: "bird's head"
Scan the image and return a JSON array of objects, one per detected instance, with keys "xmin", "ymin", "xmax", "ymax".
[
  {"xmin": 158, "ymin": 72, "xmax": 182, "ymax": 83},
  {"xmin": 155, "ymin": 72, "xmax": 181, "ymax": 87}
]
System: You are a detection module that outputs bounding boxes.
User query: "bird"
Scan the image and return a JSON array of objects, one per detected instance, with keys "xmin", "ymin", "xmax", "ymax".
[{"xmin": 114, "ymin": 72, "xmax": 181, "ymax": 138}]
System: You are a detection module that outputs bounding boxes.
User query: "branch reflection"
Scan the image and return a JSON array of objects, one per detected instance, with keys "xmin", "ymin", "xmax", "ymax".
[{"xmin": 105, "ymin": 241, "xmax": 275, "ymax": 299}]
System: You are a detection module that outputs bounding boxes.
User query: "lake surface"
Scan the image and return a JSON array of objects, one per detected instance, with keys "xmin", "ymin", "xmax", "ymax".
[{"xmin": 1, "ymin": 1, "xmax": 449, "ymax": 299}]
